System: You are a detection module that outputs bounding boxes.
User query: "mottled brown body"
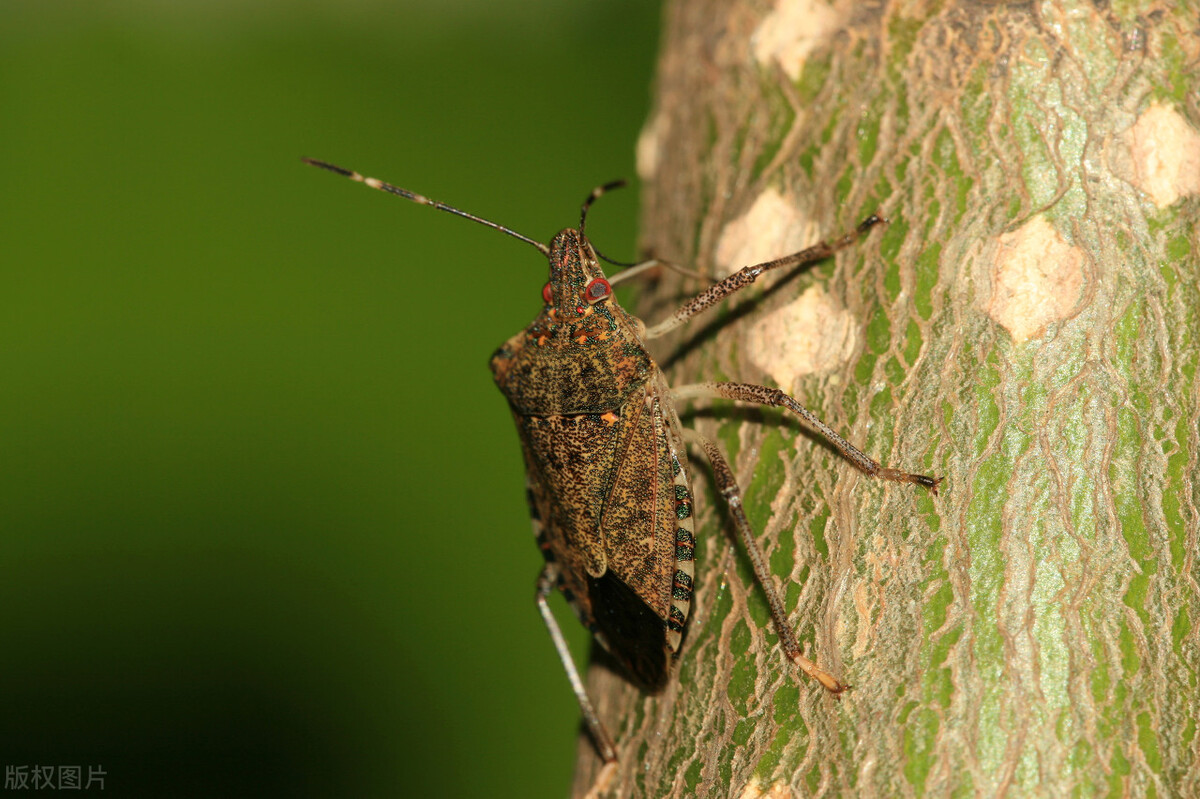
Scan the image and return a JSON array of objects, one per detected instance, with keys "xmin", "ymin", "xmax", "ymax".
[
  {"xmin": 490, "ymin": 229, "xmax": 697, "ymax": 691},
  {"xmin": 303, "ymin": 158, "xmax": 941, "ymax": 797}
]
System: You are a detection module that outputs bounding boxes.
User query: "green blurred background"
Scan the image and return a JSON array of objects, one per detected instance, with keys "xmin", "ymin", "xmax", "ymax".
[{"xmin": 1, "ymin": 1, "xmax": 661, "ymax": 796}]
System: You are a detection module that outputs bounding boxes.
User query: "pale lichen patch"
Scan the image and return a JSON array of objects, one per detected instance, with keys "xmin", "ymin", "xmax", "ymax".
[
  {"xmin": 636, "ymin": 111, "xmax": 667, "ymax": 182},
  {"xmin": 715, "ymin": 189, "xmax": 816, "ymax": 278},
  {"xmin": 1124, "ymin": 103, "xmax": 1200, "ymax": 208},
  {"xmin": 984, "ymin": 216, "xmax": 1085, "ymax": 342},
  {"xmin": 752, "ymin": 0, "xmax": 845, "ymax": 81},
  {"xmin": 738, "ymin": 777, "xmax": 798, "ymax": 799},
  {"xmin": 745, "ymin": 285, "xmax": 857, "ymax": 392}
]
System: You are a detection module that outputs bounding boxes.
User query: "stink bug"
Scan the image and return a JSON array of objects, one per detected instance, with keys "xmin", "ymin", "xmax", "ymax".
[{"xmin": 303, "ymin": 158, "xmax": 942, "ymax": 794}]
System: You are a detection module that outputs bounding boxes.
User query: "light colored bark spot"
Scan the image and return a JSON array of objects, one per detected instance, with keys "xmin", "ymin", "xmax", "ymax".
[
  {"xmin": 738, "ymin": 778, "xmax": 797, "ymax": 799},
  {"xmin": 1125, "ymin": 103, "xmax": 1200, "ymax": 208},
  {"xmin": 850, "ymin": 578, "xmax": 875, "ymax": 658},
  {"xmin": 752, "ymin": 0, "xmax": 845, "ymax": 80},
  {"xmin": 745, "ymin": 285, "xmax": 857, "ymax": 391},
  {"xmin": 985, "ymin": 215, "xmax": 1085, "ymax": 342},
  {"xmin": 715, "ymin": 188, "xmax": 817, "ymax": 278},
  {"xmin": 636, "ymin": 111, "xmax": 667, "ymax": 181}
]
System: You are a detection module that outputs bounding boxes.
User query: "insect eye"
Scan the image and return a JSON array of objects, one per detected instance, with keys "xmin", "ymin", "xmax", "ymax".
[
  {"xmin": 584, "ymin": 278, "xmax": 612, "ymax": 304},
  {"xmin": 542, "ymin": 282, "xmax": 554, "ymax": 304}
]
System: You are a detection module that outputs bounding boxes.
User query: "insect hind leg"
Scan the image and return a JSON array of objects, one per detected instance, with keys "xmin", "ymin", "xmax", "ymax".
[
  {"xmin": 535, "ymin": 565, "xmax": 618, "ymax": 796},
  {"xmin": 681, "ymin": 429, "xmax": 849, "ymax": 695}
]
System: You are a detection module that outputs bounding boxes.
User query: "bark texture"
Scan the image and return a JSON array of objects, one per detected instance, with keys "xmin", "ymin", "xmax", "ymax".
[{"xmin": 573, "ymin": 1, "xmax": 1200, "ymax": 796}]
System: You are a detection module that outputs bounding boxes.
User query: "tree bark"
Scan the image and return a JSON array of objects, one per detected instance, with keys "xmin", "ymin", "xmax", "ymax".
[{"xmin": 573, "ymin": 1, "xmax": 1200, "ymax": 796}]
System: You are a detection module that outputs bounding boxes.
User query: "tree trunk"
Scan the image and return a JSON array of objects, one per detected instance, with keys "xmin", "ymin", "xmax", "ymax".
[{"xmin": 573, "ymin": 1, "xmax": 1200, "ymax": 796}]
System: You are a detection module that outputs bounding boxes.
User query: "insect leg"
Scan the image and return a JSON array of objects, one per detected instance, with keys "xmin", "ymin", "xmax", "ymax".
[
  {"xmin": 607, "ymin": 258, "xmax": 710, "ymax": 287},
  {"xmin": 674, "ymin": 382, "xmax": 942, "ymax": 493},
  {"xmin": 643, "ymin": 214, "xmax": 885, "ymax": 339},
  {"xmin": 535, "ymin": 565, "xmax": 618, "ymax": 794},
  {"xmin": 681, "ymin": 428, "xmax": 848, "ymax": 695}
]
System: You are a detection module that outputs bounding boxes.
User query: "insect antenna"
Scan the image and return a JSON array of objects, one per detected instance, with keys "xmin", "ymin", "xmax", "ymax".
[
  {"xmin": 577, "ymin": 179, "xmax": 631, "ymax": 267},
  {"xmin": 579, "ymin": 179, "xmax": 627, "ymax": 235},
  {"xmin": 594, "ymin": 249, "xmax": 639, "ymax": 268},
  {"xmin": 303, "ymin": 158, "xmax": 550, "ymax": 255}
]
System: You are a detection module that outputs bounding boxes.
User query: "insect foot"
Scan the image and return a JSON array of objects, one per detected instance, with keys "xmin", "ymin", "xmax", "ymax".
[{"xmin": 304, "ymin": 158, "xmax": 941, "ymax": 794}]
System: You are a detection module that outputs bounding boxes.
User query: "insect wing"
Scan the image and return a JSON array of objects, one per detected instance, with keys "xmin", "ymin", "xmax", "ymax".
[
  {"xmin": 519, "ymin": 412, "xmax": 621, "ymax": 578},
  {"xmin": 593, "ymin": 380, "xmax": 696, "ymax": 690}
]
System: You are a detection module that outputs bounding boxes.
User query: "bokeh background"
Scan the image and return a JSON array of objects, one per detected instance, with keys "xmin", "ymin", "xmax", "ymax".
[{"xmin": 1, "ymin": 1, "xmax": 661, "ymax": 796}]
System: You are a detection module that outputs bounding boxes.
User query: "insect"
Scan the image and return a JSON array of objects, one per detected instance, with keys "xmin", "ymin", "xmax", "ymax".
[{"xmin": 303, "ymin": 157, "xmax": 941, "ymax": 795}]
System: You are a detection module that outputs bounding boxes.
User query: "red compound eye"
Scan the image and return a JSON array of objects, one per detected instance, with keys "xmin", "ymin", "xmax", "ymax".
[
  {"xmin": 541, "ymin": 282, "xmax": 554, "ymax": 304},
  {"xmin": 584, "ymin": 277, "xmax": 612, "ymax": 304}
]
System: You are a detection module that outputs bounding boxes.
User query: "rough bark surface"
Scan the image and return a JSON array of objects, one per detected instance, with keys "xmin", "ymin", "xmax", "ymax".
[{"xmin": 572, "ymin": 1, "xmax": 1200, "ymax": 797}]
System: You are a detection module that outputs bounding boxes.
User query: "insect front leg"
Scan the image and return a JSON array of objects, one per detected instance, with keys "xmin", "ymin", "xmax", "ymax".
[
  {"xmin": 680, "ymin": 429, "xmax": 849, "ymax": 695},
  {"xmin": 643, "ymin": 215, "xmax": 885, "ymax": 339},
  {"xmin": 674, "ymin": 382, "xmax": 942, "ymax": 492},
  {"xmin": 606, "ymin": 257, "xmax": 710, "ymax": 287},
  {"xmin": 535, "ymin": 565, "xmax": 618, "ymax": 797}
]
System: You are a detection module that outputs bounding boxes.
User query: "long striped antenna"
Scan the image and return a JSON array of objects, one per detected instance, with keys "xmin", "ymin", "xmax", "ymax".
[{"xmin": 302, "ymin": 158, "xmax": 550, "ymax": 256}]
